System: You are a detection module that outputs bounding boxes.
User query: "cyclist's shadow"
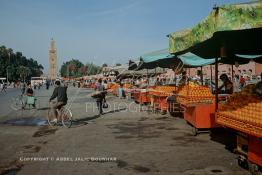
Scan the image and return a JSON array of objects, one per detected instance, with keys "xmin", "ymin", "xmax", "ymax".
[{"xmin": 71, "ymin": 108, "xmax": 127, "ymax": 128}]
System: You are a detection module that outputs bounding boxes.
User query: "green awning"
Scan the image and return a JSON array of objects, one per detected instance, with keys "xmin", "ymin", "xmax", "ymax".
[
  {"xmin": 141, "ymin": 49, "xmax": 174, "ymax": 63},
  {"xmin": 169, "ymin": 1, "xmax": 262, "ymax": 56},
  {"xmin": 139, "ymin": 49, "xmax": 217, "ymax": 69},
  {"xmin": 236, "ymin": 54, "xmax": 262, "ymax": 59},
  {"xmin": 177, "ymin": 52, "xmax": 216, "ymax": 67},
  {"xmin": 138, "ymin": 49, "xmax": 178, "ymax": 69}
]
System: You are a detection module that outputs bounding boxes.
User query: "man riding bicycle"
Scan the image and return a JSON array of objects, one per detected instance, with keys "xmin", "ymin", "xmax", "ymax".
[{"xmin": 49, "ymin": 81, "xmax": 68, "ymax": 123}]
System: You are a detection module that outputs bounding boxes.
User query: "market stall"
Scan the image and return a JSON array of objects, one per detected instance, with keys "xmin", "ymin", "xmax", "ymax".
[
  {"xmin": 148, "ymin": 85, "xmax": 177, "ymax": 113},
  {"xmin": 138, "ymin": 48, "xmax": 214, "ymax": 114},
  {"xmin": 217, "ymin": 82, "xmax": 262, "ymax": 173},
  {"xmin": 176, "ymin": 82, "xmax": 219, "ymax": 135},
  {"xmin": 132, "ymin": 88, "xmax": 151, "ymax": 104},
  {"xmin": 168, "ymin": 1, "xmax": 262, "ymax": 173}
]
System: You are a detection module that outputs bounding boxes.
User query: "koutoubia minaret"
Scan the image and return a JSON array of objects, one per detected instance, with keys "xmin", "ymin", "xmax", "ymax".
[{"xmin": 48, "ymin": 38, "xmax": 57, "ymax": 80}]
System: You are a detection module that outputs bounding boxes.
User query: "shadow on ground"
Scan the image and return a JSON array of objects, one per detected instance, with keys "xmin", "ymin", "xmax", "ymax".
[{"xmin": 74, "ymin": 108, "xmax": 127, "ymax": 123}]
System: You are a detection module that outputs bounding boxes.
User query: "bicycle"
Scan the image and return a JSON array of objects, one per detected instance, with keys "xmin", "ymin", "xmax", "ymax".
[
  {"xmin": 11, "ymin": 94, "xmax": 24, "ymax": 110},
  {"xmin": 11, "ymin": 94, "xmax": 39, "ymax": 111},
  {"xmin": 47, "ymin": 104, "xmax": 73, "ymax": 128}
]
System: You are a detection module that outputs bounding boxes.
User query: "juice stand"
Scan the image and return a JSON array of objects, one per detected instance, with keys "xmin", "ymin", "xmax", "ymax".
[
  {"xmin": 148, "ymin": 85, "xmax": 177, "ymax": 113},
  {"xmin": 176, "ymin": 82, "xmax": 220, "ymax": 135},
  {"xmin": 217, "ymin": 84, "xmax": 262, "ymax": 174},
  {"xmin": 168, "ymin": 1, "xmax": 262, "ymax": 173},
  {"xmin": 132, "ymin": 88, "xmax": 151, "ymax": 104}
]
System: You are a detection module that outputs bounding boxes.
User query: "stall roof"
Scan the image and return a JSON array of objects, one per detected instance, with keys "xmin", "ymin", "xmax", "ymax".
[
  {"xmin": 137, "ymin": 49, "xmax": 178, "ymax": 69},
  {"xmin": 141, "ymin": 49, "xmax": 174, "ymax": 63},
  {"xmin": 177, "ymin": 52, "xmax": 216, "ymax": 67},
  {"xmin": 139, "ymin": 49, "xmax": 217, "ymax": 69},
  {"xmin": 117, "ymin": 67, "xmax": 166, "ymax": 78},
  {"xmin": 190, "ymin": 28, "xmax": 262, "ymax": 58},
  {"xmin": 169, "ymin": 1, "xmax": 262, "ymax": 57}
]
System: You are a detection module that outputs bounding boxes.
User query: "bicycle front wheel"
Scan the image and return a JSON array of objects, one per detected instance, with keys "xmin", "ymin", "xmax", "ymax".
[
  {"xmin": 61, "ymin": 108, "xmax": 73, "ymax": 128},
  {"xmin": 47, "ymin": 108, "xmax": 57, "ymax": 127}
]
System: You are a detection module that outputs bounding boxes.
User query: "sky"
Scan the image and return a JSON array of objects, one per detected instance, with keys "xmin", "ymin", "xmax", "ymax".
[{"xmin": 0, "ymin": 0, "xmax": 250, "ymax": 73}]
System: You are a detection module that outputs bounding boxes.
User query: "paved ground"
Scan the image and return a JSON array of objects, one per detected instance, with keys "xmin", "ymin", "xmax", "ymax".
[{"xmin": 0, "ymin": 86, "xmax": 250, "ymax": 175}]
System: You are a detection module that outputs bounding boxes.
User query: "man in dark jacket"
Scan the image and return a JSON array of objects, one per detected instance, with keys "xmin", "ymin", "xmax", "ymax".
[{"xmin": 49, "ymin": 81, "xmax": 68, "ymax": 122}]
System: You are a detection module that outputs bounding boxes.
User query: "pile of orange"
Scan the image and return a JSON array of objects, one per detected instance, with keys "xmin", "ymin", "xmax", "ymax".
[
  {"xmin": 107, "ymin": 83, "xmax": 119, "ymax": 93},
  {"xmin": 107, "ymin": 83, "xmax": 114, "ymax": 89},
  {"xmin": 149, "ymin": 86, "xmax": 177, "ymax": 97},
  {"xmin": 107, "ymin": 83, "xmax": 134, "ymax": 95},
  {"xmin": 218, "ymin": 84, "xmax": 262, "ymax": 129},
  {"xmin": 216, "ymin": 112, "xmax": 262, "ymax": 137},
  {"xmin": 177, "ymin": 82, "xmax": 214, "ymax": 105},
  {"xmin": 123, "ymin": 83, "xmax": 133, "ymax": 89},
  {"xmin": 110, "ymin": 83, "xmax": 119, "ymax": 90}
]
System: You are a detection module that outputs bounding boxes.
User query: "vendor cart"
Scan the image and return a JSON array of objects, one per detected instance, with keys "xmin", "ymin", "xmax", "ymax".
[
  {"xmin": 150, "ymin": 94, "xmax": 169, "ymax": 113},
  {"xmin": 132, "ymin": 89, "xmax": 150, "ymax": 104},
  {"xmin": 217, "ymin": 112, "xmax": 262, "ymax": 174},
  {"xmin": 182, "ymin": 102, "xmax": 220, "ymax": 135},
  {"xmin": 148, "ymin": 86, "xmax": 178, "ymax": 114},
  {"xmin": 176, "ymin": 83, "xmax": 221, "ymax": 135}
]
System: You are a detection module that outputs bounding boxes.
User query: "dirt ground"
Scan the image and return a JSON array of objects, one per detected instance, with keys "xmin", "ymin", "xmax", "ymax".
[{"xmin": 0, "ymin": 87, "xmax": 251, "ymax": 175}]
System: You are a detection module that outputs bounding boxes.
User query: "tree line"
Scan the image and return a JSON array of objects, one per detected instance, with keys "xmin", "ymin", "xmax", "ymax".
[
  {"xmin": 0, "ymin": 45, "xmax": 43, "ymax": 82},
  {"xmin": 60, "ymin": 59, "xmax": 102, "ymax": 78}
]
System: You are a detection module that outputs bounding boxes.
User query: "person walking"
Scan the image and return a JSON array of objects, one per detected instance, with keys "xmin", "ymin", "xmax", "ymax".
[
  {"xmin": 46, "ymin": 80, "xmax": 50, "ymax": 90},
  {"xmin": 94, "ymin": 79, "xmax": 106, "ymax": 115},
  {"xmin": 1, "ymin": 83, "xmax": 7, "ymax": 93},
  {"xmin": 21, "ymin": 82, "xmax": 26, "ymax": 95}
]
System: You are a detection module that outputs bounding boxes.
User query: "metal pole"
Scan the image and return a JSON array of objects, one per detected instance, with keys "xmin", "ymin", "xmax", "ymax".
[
  {"xmin": 215, "ymin": 58, "xmax": 219, "ymax": 111},
  {"xmin": 188, "ymin": 68, "xmax": 190, "ymax": 84},
  {"xmin": 6, "ymin": 68, "xmax": 9, "ymax": 83},
  {"xmin": 210, "ymin": 65, "xmax": 213, "ymax": 83},
  {"xmin": 201, "ymin": 66, "xmax": 203, "ymax": 85},
  {"xmin": 7, "ymin": 52, "xmax": 10, "ymax": 83},
  {"xmin": 174, "ymin": 71, "xmax": 176, "ymax": 86},
  {"xmin": 147, "ymin": 69, "xmax": 149, "ymax": 85},
  {"xmin": 232, "ymin": 64, "xmax": 234, "ymax": 94}
]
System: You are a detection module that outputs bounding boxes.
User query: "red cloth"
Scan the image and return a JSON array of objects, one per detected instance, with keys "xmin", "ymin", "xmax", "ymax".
[{"xmin": 240, "ymin": 77, "xmax": 245, "ymax": 84}]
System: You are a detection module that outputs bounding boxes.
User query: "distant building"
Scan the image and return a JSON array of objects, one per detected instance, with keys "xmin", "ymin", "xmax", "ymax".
[
  {"xmin": 48, "ymin": 38, "xmax": 58, "ymax": 80},
  {"xmin": 189, "ymin": 61, "xmax": 262, "ymax": 80}
]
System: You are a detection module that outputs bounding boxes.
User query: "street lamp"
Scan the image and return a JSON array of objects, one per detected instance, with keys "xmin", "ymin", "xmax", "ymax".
[{"xmin": 6, "ymin": 52, "xmax": 10, "ymax": 84}]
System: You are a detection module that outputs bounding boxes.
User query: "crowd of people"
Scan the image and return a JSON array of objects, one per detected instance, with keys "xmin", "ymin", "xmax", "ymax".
[{"xmin": 1, "ymin": 70, "xmax": 261, "ymax": 122}]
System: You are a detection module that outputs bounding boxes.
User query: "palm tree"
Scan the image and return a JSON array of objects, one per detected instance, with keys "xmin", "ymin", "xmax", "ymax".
[{"xmin": 18, "ymin": 66, "xmax": 31, "ymax": 82}]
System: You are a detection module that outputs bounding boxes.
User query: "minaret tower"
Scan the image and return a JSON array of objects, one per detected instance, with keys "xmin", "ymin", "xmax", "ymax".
[{"xmin": 48, "ymin": 38, "xmax": 57, "ymax": 79}]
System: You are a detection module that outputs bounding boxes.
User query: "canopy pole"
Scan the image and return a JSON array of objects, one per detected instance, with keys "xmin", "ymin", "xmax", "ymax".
[
  {"xmin": 215, "ymin": 58, "xmax": 219, "ymax": 112},
  {"xmin": 174, "ymin": 71, "xmax": 176, "ymax": 86},
  {"xmin": 188, "ymin": 68, "xmax": 191, "ymax": 83},
  {"xmin": 210, "ymin": 65, "xmax": 213, "ymax": 89},
  {"xmin": 147, "ymin": 69, "xmax": 149, "ymax": 85},
  {"xmin": 201, "ymin": 66, "xmax": 203, "ymax": 85},
  {"xmin": 187, "ymin": 68, "xmax": 190, "ymax": 96},
  {"xmin": 232, "ymin": 64, "xmax": 234, "ymax": 95}
]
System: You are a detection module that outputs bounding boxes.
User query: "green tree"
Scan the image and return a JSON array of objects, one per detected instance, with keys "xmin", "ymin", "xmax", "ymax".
[
  {"xmin": 60, "ymin": 59, "xmax": 101, "ymax": 77},
  {"xmin": 0, "ymin": 45, "xmax": 43, "ymax": 81},
  {"xmin": 60, "ymin": 59, "xmax": 84, "ymax": 78},
  {"xmin": 18, "ymin": 66, "xmax": 31, "ymax": 82}
]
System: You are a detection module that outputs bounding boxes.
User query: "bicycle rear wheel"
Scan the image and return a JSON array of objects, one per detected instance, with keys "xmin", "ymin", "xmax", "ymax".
[{"xmin": 61, "ymin": 107, "xmax": 73, "ymax": 128}]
